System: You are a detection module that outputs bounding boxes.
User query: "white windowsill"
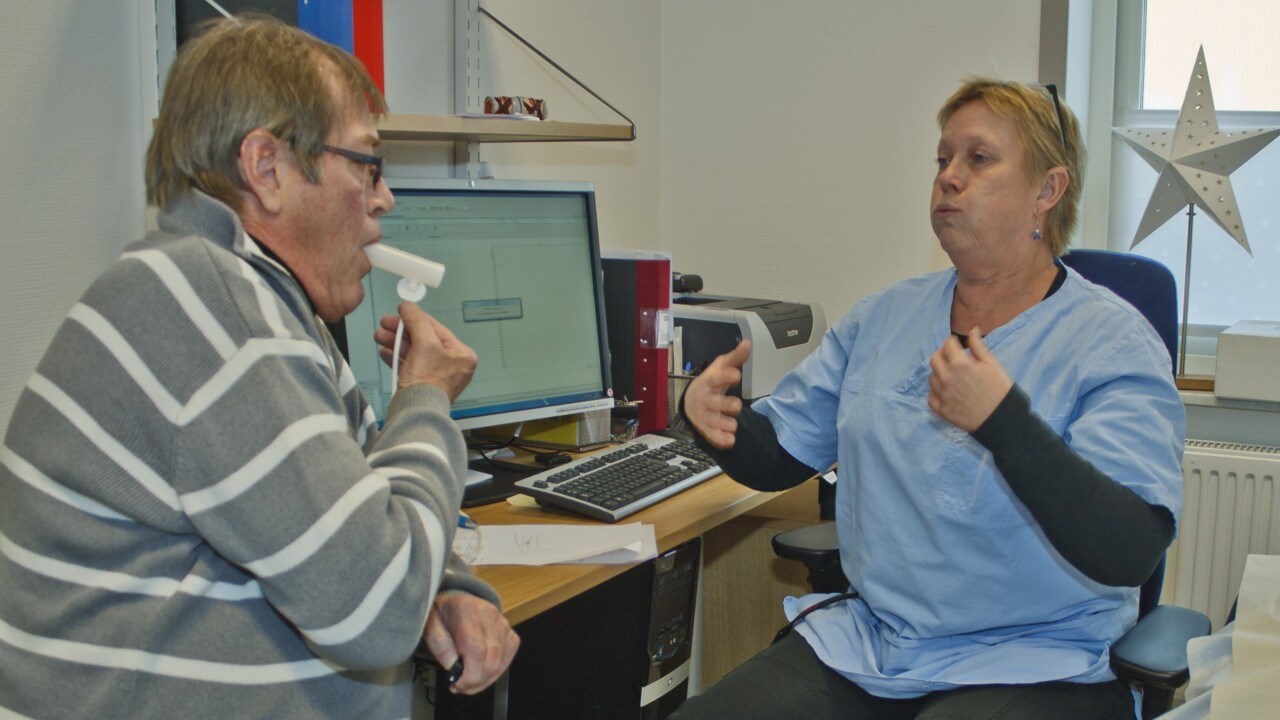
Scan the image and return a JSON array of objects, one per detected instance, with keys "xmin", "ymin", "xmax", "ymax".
[
  {"xmin": 1180, "ymin": 390, "xmax": 1280, "ymax": 414},
  {"xmin": 1180, "ymin": 389, "xmax": 1280, "ymax": 448}
]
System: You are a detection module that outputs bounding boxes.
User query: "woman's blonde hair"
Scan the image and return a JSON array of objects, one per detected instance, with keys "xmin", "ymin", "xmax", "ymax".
[
  {"xmin": 145, "ymin": 14, "xmax": 387, "ymax": 211},
  {"xmin": 937, "ymin": 78, "xmax": 1084, "ymax": 256}
]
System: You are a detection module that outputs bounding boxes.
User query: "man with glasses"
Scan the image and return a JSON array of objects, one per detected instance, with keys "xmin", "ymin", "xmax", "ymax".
[{"xmin": 0, "ymin": 15, "xmax": 516, "ymax": 719}]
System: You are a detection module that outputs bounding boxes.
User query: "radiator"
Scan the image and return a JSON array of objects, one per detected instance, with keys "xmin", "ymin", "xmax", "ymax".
[{"xmin": 1162, "ymin": 440, "xmax": 1280, "ymax": 630}]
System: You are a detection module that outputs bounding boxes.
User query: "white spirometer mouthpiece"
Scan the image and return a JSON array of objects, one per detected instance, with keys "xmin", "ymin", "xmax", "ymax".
[
  {"xmin": 364, "ymin": 243, "xmax": 445, "ymax": 292},
  {"xmin": 364, "ymin": 244, "xmax": 447, "ymax": 395}
]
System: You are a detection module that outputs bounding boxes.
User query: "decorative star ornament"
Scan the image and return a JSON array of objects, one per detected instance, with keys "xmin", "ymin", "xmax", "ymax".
[{"xmin": 1113, "ymin": 46, "xmax": 1279, "ymax": 256}]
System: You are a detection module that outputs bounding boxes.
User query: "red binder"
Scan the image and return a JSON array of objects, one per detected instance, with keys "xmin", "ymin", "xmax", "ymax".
[{"xmin": 602, "ymin": 251, "xmax": 672, "ymax": 435}]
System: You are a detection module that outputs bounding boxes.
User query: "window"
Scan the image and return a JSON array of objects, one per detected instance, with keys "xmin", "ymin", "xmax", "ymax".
[
  {"xmin": 1112, "ymin": 1, "xmax": 1280, "ymax": 372},
  {"xmin": 1141, "ymin": 1, "xmax": 1280, "ymax": 111}
]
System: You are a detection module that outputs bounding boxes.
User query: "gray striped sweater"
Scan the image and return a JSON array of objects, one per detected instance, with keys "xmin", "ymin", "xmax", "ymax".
[{"xmin": 0, "ymin": 191, "xmax": 497, "ymax": 719}]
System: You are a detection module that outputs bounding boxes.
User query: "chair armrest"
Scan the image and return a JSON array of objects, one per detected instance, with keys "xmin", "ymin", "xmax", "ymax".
[
  {"xmin": 772, "ymin": 522, "xmax": 846, "ymax": 593},
  {"xmin": 772, "ymin": 522, "xmax": 839, "ymax": 563},
  {"xmin": 1110, "ymin": 604, "xmax": 1212, "ymax": 691}
]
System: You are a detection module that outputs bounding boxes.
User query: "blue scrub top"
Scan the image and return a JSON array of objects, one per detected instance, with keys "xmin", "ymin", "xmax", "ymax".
[{"xmin": 755, "ymin": 266, "xmax": 1185, "ymax": 699}]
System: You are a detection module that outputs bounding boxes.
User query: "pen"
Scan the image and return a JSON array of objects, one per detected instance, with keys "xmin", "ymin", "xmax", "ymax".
[{"xmin": 458, "ymin": 512, "xmax": 477, "ymax": 530}]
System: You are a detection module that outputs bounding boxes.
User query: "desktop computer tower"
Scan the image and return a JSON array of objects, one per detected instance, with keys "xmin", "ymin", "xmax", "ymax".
[
  {"xmin": 638, "ymin": 538, "xmax": 702, "ymax": 719},
  {"xmin": 601, "ymin": 250, "xmax": 673, "ymax": 435},
  {"xmin": 428, "ymin": 538, "xmax": 701, "ymax": 719}
]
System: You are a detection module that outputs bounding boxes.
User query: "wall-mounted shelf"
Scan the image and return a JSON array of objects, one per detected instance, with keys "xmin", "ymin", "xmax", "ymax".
[{"xmin": 377, "ymin": 113, "xmax": 634, "ymax": 143}]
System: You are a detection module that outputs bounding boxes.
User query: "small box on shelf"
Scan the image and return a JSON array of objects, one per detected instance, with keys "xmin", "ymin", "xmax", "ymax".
[{"xmin": 1215, "ymin": 320, "xmax": 1280, "ymax": 402}]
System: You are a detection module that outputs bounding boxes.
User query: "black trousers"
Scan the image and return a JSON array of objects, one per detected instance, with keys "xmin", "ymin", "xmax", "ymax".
[{"xmin": 673, "ymin": 632, "xmax": 1136, "ymax": 720}]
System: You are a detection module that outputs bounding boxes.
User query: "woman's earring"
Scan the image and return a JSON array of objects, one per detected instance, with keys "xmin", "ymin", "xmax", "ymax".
[{"xmin": 1032, "ymin": 220, "xmax": 1042, "ymax": 242}]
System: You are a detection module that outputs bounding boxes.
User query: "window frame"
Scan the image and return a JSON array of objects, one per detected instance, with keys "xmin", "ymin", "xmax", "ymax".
[{"xmin": 1111, "ymin": 0, "xmax": 1280, "ymax": 375}]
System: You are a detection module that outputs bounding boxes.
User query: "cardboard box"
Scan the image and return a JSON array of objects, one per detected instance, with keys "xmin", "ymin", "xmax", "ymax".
[{"xmin": 1215, "ymin": 320, "xmax": 1280, "ymax": 402}]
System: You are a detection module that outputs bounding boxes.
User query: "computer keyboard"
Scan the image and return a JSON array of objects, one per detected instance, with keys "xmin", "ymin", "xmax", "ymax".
[{"xmin": 513, "ymin": 433, "xmax": 721, "ymax": 522}]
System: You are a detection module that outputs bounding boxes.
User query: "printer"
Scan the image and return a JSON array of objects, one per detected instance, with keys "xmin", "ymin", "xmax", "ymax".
[{"xmin": 671, "ymin": 294, "xmax": 826, "ymax": 401}]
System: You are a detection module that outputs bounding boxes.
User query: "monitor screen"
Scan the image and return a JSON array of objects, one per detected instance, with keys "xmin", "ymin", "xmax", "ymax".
[{"xmin": 344, "ymin": 178, "xmax": 614, "ymax": 431}]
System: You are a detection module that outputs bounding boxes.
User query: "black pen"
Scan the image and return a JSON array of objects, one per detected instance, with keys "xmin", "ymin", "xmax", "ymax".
[{"xmin": 446, "ymin": 658, "xmax": 464, "ymax": 685}]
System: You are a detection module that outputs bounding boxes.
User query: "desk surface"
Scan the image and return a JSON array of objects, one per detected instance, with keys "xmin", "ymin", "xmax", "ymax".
[{"xmin": 465, "ymin": 472, "xmax": 782, "ymax": 626}]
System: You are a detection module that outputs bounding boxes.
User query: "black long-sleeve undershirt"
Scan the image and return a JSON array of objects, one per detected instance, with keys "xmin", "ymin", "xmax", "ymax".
[
  {"xmin": 681, "ymin": 387, "xmax": 1173, "ymax": 588},
  {"xmin": 682, "ymin": 395, "xmax": 816, "ymax": 492}
]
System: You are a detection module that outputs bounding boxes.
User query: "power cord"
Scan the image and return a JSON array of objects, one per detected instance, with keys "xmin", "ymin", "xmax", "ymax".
[
  {"xmin": 771, "ymin": 591, "xmax": 861, "ymax": 645},
  {"xmin": 470, "ymin": 424, "xmax": 541, "ymax": 474}
]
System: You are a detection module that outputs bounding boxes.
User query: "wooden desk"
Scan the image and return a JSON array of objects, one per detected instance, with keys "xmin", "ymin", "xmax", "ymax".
[
  {"xmin": 464, "ymin": 472, "xmax": 788, "ymax": 626},
  {"xmin": 699, "ymin": 478, "xmax": 822, "ymax": 687}
]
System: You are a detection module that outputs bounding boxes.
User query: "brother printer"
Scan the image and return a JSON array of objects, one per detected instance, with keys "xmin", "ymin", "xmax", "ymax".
[{"xmin": 672, "ymin": 294, "xmax": 826, "ymax": 401}]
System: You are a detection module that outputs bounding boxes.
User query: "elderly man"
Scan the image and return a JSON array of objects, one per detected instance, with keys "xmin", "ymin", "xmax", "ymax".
[{"xmin": 0, "ymin": 15, "xmax": 516, "ymax": 719}]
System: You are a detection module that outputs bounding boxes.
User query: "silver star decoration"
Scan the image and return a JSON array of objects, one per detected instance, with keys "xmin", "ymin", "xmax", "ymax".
[{"xmin": 1112, "ymin": 46, "xmax": 1278, "ymax": 256}]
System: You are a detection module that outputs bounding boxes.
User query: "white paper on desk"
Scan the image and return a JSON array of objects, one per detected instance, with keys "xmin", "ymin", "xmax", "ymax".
[
  {"xmin": 453, "ymin": 523, "xmax": 657, "ymax": 566},
  {"xmin": 564, "ymin": 526, "xmax": 658, "ymax": 565},
  {"xmin": 465, "ymin": 467, "xmax": 493, "ymax": 486}
]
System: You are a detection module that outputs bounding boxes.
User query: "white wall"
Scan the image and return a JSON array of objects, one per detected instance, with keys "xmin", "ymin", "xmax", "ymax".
[
  {"xmin": 464, "ymin": 0, "xmax": 664, "ymax": 255},
  {"xmin": 397, "ymin": 1, "xmax": 1042, "ymax": 324},
  {"xmin": 659, "ymin": 1, "xmax": 1041, "ymax": 322},
  {"xmin": 378, "ymin": 0, "xmax": 461, "ymax": 174},
  {"xmin": 0, "ymin": 3, "xmax": 148, "ymax": 436},
  {"xmin": 0, "ymin": 1, "xmax": 1043, "ymax": 435}
]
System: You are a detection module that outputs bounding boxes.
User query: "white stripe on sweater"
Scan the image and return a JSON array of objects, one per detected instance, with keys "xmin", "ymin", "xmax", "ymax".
[
  {"xmin": 121, "ymin": 249, "xmax": 237, "ymax": 360},
  {"xmin": 312, "ymin": 318, "xmax": 339, "ymax": 382},
  {"xmin": 406, "ymin": 498, "xmax": 448, "ymax": 603},
  {"xmin": 303, "ymin": 536, "xmax": 412, "ymax": 647},
  {"xmin": 366, "ymin": 442, "xmax": 450, "ymax": 469},
  {"xmin": 242, "ymin": 474, "xmax": 386, "ymax": 578},
  {"xmin": 179, "ymin": 338, "xmax": 331, "ymax": 425},
  {"xmin": 58, "ymin": 305, "xmax": 329, "ymax": 430},
  {"xmin": 180, "ymin": 414, "xmax": 350, "ymax": 515},
  {"xmin": 26, "ymin": 374, "xmax": 182, "ymax": 512},
  {"xmin": 0, "ymin": 529, "xmax": 261, "ymax": 601},
  {"xmin": 235, "ymin": 256, "xmax": 290, "ymax": 339},
  {"xmin": 67, "ymin": 304, "xmax": 183, "ymax": 421},
  {"xmin": 371, "ymin": 467, "xmax": 422, "ymax": 482},
  {"xmin": 1, "ymin": 447, "xmax": 129, "ymax": 521},
  {"xmin": 0, "ymin": 616, "xmax": 337, "ymax": 684},
  {"xmin": 338, "ymin": 360, "xmax": 357, "ymax": 396},
  {"xmin": 358, "ymin": 407, "xmax": 377, "ymax": 448},
  {"xmin": 299, "ymin": 498, "xmax": 447, "ymax": 649}
]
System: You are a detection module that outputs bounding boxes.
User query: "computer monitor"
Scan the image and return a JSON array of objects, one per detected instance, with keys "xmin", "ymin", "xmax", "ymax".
[{"xmin": 343, "ymin": 178, "xmax": 614, "ymax": 432}]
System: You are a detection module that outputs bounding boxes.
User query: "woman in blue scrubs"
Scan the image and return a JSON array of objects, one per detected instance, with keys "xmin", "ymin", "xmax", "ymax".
[{"xmin": 674, "ymin": 79, "xmax": 1184, "ymax": 719}]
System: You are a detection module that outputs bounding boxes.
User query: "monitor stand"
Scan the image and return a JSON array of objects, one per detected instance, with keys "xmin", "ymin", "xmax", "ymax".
[{"xmin": 462, "ymin": 458, "xmax": 539, "ymax": 507}]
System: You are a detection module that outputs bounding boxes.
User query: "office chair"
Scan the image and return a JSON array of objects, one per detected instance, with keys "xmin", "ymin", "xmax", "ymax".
[{"xmin": 772, "ymin": 249, "xmax": 1211, "ymax": 719}]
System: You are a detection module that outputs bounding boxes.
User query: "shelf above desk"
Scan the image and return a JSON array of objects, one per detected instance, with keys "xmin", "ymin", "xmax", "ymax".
[{"xmin": 377, "ymin": 113, "xmax": 634, "ymax": 143}]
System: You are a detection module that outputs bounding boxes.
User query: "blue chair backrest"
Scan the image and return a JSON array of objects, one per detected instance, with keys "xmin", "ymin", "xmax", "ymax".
[
  {"xmin": 1060, "ymin": 250, "xmax": 1178, "ymax": 368},
  {"xmin": 1060, "ymin": 249, "xmax": 1178, "ymax": 618}
]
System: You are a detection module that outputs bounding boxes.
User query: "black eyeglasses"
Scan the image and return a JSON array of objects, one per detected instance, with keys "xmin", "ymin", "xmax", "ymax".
[
  {"xmin": 1034, "ymin": 83, "xmax": 1068, "ymax": 152},
  {"xmin": 321, "ymin": 144, "xmax": 383, "ymax": 186}
]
